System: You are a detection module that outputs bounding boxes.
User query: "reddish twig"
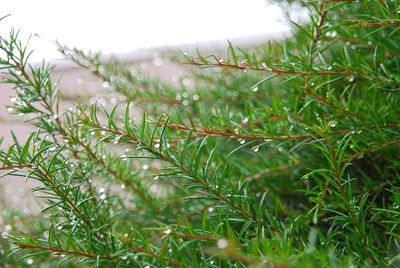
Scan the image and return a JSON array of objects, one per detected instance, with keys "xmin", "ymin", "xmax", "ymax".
[
  {"xmin": 0, "ymin": 164, "xmax": 31, "ymax": 170},
  {"xmin": 303, "ymin": 85, "xmax": 357, "ymax": 119},
  {"xmin": 345, "ymin": 139, "xmax": 400, "ymax": 162},
  {"xmin": 13, "ymin": 243, "xmax": 117, "ymax": 259},
  {"xmin": 186, "ymin": 60, "xmax": 400, "ymax": 86},
  {"xmin": 347, "ymin": 21, "xmax": 399, "ymax": 28}
]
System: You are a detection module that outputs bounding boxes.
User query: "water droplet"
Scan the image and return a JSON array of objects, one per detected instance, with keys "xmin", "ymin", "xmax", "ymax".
[
  {"xmin": 183, "ymin": 78, "xmax": 192, "ymax": 86},
  {"xmin": 394, "ymin": 203, "xmax": 399, "ymax": 209},
  {"xmin": 171, "ymin": 74, "xmax": 179, "ymax": 82},
  {"xmin": 122, "ymin": 256, "xmax": 128, "ymax": 260},
  {"xmin": 57, "ymin": 225, "xmax": 62, "ymax": 230},
  {"xmin": 238, "ymin": 139, "xmax": 245, "ymax": 144},
  {"xmin": 7, "ymin": 107, "xmax": 13, "ymax": 112},
  {"xmin": 164, "ymin": 228, "xmax": 171, "ymax": 234},
  {"xmin": 99, "ymin": 187, "xmax": 105, "ymax": 193},
  {"xmin": 121, "ymin": 184, "xmax": 126, "ymax": 189},
  {"xmin": 193, "ymin": 94, "xmax": 199, "ymax": 101},
  {"xmin": 153, "ymin": 57, "xmax": 163, "ymax": 66},
  {"xmin": 208, "ymin": 207, "xmax": 214, "ymax": 212},
  {"xmin": 327, "ymin": 66, "xmax": 332, "ymax": 70},
  {"xmin": 16, "ymin": 70, "xmax": 22, "ymax": 76},
  {"xmin": 49, "ymin": 146, "xmax": 57, "ymax": 152},
  {"xmin": 1, "ymin": 232, "xmax": 9, "ymax": 238},
  {"xmin": 140, "ymin": 62, "xmax": 148, "ymax": 69},
  {"xmin": 348, "ymin": 76, "xmax": 355, "ymax": 83},
  {"xmin": 142, "ymin": 164, "xmax": 149, "ymax": 170},
  {"xmin": 10, "ymin": 96, "xmax": 16, "ymax": 103},
  {"xmin": 113, "ymin": 136, "xmax": 120, "ymax": 144},
  {"xmin": 100, "ymin": 194, "xmax": 106, "ymax": 200},
  {"xmin": 367, "ymin": 41, "xmax": 373, "ymax": 46},
  {"xmin": 53, "ymin": 114, "xmax": 58, "ymax": 120},
  {"xmin": 26, "ymin": 259, "xmax": 33, "ymax": 265},
  {"xmin": 102, "ymin": 81, "xmax": 109, "ymax": 88},
  {"xmin": 218, "ymin": 59, "xmax": 224, "ymax": 63},
  {"xmin": 346, "ymin": 41, "xmax": 351, "ymax": 46},
  {"xmin": 176, "ymin": 94, "xmax": 182, "ymax": 101},
  {"xmin": 251, "ymin": 86, "xmax": 259, "ymax": 92},
  {"xmin": 153, "ymin": 176, "xmax": 159, "ymax": 181},
  {"xmin": 242, "ymin": 117, "xmax": 249, "ymax": 124},
  {"xmin": 210, "ymin": 261, "xmax": 215, "ymax": 265},
  {"xmin": 330, "ymin": 120, "xmax": 337, "ymax": 127},
  {"xmin": 304, "ymin": 176, "xmax": 309, "ymax": 180},
  {"xmin": 182, "ymin": 100, "xmax": 189, "ymax": 106},
  {"xmin": 154, "ymin": 143, "xmax": 160, "ymax": 149},
  {"xmin": 182, "ymin": 92, "xmax": 189, "ymax": 98},
  {"xmin": 353, "ymin": 206, "xmax": 360, "ymax": 215},
  {"xmin": 252, "ymin": 146, "xmax": 259, "ymax": 152},
  {"xmin": 217, "ymin": 239, "xmax": 228, "ymax": 249},
  {"xmin": 101, "ymin": 130, "xmax": 106, "ymax": 135}
]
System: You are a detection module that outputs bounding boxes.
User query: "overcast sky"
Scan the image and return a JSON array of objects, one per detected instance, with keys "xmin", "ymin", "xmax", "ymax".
[{"xmin": 1, "ymin": 0, "xmax": 288, "ymax": 62}]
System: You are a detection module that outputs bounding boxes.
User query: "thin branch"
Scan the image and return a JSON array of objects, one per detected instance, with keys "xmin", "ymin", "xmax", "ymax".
[
  {"xmin": 70, "ymin": 132, "xmax": 159, "ymax": 213},
  {"xmin": 186, "ymin": 60, "xmax": 400, "ymax": 86},
  {"xmin": 345, "ymin": 139, "xmax": 400, "ymax": 162},
  {"xmin": 0, "ymin": 164, "xmax": 30, "ymax": 170},
  {"xmin": 13, "ymin": 242, "xmax": 118, "ymax": 259},
  {"xmin": 86, "ymin": 123, "xmax": 259, "ymax": 222},
  {"xmin": 347, "ymin": 21, "xmax": 399, "ymax": 28}
]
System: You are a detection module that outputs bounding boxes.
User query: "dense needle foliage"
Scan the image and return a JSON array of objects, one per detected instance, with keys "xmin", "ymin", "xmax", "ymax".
[{"xmin": 1, "ymin": 1, "xmax": 400, "ymax": 267}]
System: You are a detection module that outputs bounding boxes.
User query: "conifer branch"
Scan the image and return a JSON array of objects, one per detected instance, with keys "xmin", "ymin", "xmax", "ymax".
[
  {"xmin": 346, "ymin": 139, "xmax": 400, "ymax": 162},
  {"xmin": 13, "ymin": 242, "xmax": 118, "ymax": 260},
  {"xmin": 0, "ymin": 164, "xmax": 30, "ymax": 170},
  {"xmin": 185, "ymin": 60, "xmax": 400, "ymax": 86},
  {"xmin": 347, "ymin": 21, "xmax": 399, "ymax": 28}
]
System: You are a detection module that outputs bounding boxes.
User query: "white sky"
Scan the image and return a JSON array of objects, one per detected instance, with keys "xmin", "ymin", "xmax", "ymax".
[{"xmin": 1, "ymin": 0, "xmax": 289, "ymax": 62}]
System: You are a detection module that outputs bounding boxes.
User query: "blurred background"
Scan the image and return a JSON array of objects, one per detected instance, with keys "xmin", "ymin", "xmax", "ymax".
[
  {"xmin": 0, "ymin": 0, "xmax": 289, "ymax": 212},
  {"xmin": 1, "ymin": 0, "xmax": 289, "ymax": 62}
]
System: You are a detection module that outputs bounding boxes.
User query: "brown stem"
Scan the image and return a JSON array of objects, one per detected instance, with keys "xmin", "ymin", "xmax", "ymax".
[
  {"xmin": 186, "ymin": 60, "xmax": 400, "ymax": 86},
  {"xmin": 0, "ymin": 164, "xmax": 30, "ymax": 170},
  {"xmin": 347, "ymin": 21, "xmax": 399, "ymax": 28},
  {"xmin": 14, "ymin": 242, "xmax": 117, "ymax": 259},
  {"xmin": 345, "ymin": 139, "xmax": 400, "ymax": 162}
]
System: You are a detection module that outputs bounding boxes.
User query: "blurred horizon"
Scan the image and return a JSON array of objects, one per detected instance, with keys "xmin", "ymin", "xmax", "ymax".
[{"xmin": 0, "ymin": 0, "xmax": 289, "ymax": 62}]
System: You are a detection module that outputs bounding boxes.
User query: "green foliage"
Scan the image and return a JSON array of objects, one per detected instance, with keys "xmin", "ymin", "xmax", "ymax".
[{"xmin": 1, "ymin": 1, "xmax": 400, "ymax": 267}]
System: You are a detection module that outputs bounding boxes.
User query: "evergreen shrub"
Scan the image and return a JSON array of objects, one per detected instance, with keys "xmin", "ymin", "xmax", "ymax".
[{"xmin": 1, "ymin": 1, "xmax": 400, "ymax": 266}]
